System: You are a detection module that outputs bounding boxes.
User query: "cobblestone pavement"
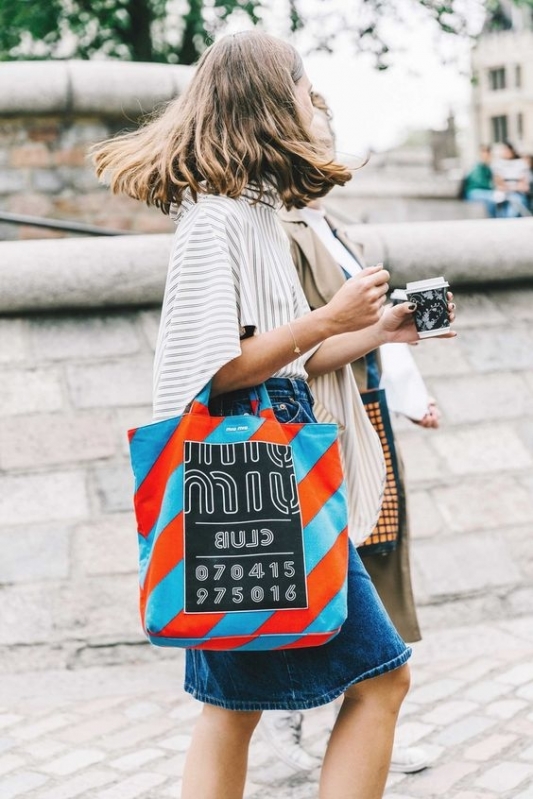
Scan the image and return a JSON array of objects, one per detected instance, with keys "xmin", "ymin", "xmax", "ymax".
[{"xmin": 0, "ymin": 615, "xmax": 532, "ymax": 799}]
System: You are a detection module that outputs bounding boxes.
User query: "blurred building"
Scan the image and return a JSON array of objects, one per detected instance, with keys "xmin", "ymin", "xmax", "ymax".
[{"xmin": 471, "ymin": 0, "xmax": 533, "ymax": 154}]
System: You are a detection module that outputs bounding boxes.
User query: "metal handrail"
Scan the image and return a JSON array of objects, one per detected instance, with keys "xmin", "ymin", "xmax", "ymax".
[{"xmin": 0, "ymin": 211, "xmax": 132, "ymax": 236}]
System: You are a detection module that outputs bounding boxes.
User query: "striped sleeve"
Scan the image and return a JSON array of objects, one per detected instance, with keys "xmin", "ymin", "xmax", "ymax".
[{"xmin": 153, "ymin": 206, "xmax": 258, "ymax": 420}]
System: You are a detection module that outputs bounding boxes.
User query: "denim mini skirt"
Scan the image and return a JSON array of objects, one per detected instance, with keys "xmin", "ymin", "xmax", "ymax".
[{"xmin": 184, "ymin": 378, "xmax": 411, "ymax": 710}]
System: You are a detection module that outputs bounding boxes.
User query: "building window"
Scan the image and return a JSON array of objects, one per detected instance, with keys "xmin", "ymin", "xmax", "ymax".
[
  {"xmin": 517, "ymin": 112, "xmax": 524, "ymax": 139},
  {"xmin": 515, "ymin": 65, "xmax": 522, "ymax": 88},
  {"xmin": 489, "ymin": 67, "xmax": 506, "ymax": 91},
  {"xmin": 491, "ymin": 115, "xmax": 508, "ymax": 142}
]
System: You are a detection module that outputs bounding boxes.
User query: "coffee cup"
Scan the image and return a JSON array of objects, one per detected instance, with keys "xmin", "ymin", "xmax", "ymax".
[
  {"xmin": 390, "ymin": 289, "xmax": 408, "ymax": 306},
  {"xmin": 405, "ymin": 276, "xmax": 450, "ymax": 338}
]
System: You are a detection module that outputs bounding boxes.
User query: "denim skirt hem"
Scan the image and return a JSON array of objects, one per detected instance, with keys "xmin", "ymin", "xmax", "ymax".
[{"xmin": 184, "ymin": 646, "xmax": 411, "ymax": 711}]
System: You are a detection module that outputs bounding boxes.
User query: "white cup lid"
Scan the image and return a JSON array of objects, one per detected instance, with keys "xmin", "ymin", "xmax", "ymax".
[{"xmin": 406, "ymin": 276, "xmax": 449, "ymax": 292}]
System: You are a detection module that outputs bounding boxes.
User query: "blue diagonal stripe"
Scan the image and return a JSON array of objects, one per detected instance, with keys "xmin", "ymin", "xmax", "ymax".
[
  {"xmin": 129, "ymin": 416, "xmax": 181, "ymax": 488},
  {"xmin": 301, "ymin": 484, "xmax": 348, "ymax": 573},
  {"xmin": 144, "ymin": 561, "xmax": 184, "ymax": 634},
  {"xmin": 301, "ymin": 589, "xmax": 347, "ymax": 635},
  {"xmin": 290, "ymin": 425, "xmax": 339, "ymax": 482}
]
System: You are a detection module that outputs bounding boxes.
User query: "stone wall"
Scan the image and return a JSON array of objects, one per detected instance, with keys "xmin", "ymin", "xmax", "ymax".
[
  {"xmin": 0, "ymin": 221, "xmax": 532, "ymax": 671},
  {"xmin": 0, "ymin": 61, "xmax": 192, "ymax": 240}
]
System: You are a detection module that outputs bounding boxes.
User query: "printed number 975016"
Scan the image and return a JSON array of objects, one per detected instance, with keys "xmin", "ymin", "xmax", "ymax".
[{"xmin": 196, "ymin": 584, "xmax": 297, "ymax": 605}]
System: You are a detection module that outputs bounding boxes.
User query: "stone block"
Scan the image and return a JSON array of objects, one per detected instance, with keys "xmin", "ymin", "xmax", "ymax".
[
  {"xmin": 431, "ymin": 424, "xmax": 532, "ymax": 476},
  {"xmin": 0, "ymin": 320, "xmax": 28, "ymax": 363},
  {"xmin": 31, "ymin": 168, "xmax": 66, "ymax": 193},
  {"xmin": 0, "ymin": 771, "xmax": 49, "ymax": 797},
  {"xmin": 390, "ymin": 432, "xmax": 444, "ymax": 483},
  {"xmin": 474, "ymin": 762, "xmax": 533, "ymax": 792},
  {"xmin": 433, "ymin": 715, "xmax": 497, "ymax": 746},
  {"xmin": 422, "ymin": 700, "xmax": 478, "ymax": 726},
  {"xmin": 75, "ymin": 514, "xmax": 137, "ymax": 576},
  {"xmin": 0, "ymin": 168, "xmax": 27, "ymax": 195},
  {"xmin": 28, "ymin": 314, "xmax": 141, "ymax": 361},
  {"xmin": 0, "ymin": 525, "xmax": 70, "ymax": 584},
  {"xmin": 138, "ymin": 309, "xmax": 162, "ymax": 351},
  {"xmin": 433, "ymin": 476, "xmax": 533, "ymax": 533},
  {"xmin": 66, "ymin": 358, "xmax": 152, "ymax": 408},
  {"xmin": 410, "ymin": 336, "xmax": 471, "ymax": 377},
  {"xmin": 0, "ymin": 471, "xmax": 88, "ymax": 527},
  {"xmin": 412, "ymin": 531, "xmax": 522, "ymax": 600},
  {"xmin": 36, "ymin": 770, "xmax": 116, "ymax": 799},
  {"xmin": 93, "ymin": 772, "xmax": 167, "ymax": 799},
  {"xmin": 489, "ymin": 287, "xmax": 533, "ymax": 322},
  {"xmin": 520, "ymin": 419, "xmax": 533, "ymax": 457},
  {"xmin": 406, "ymin": 489, "xmax": 446, "ymax": 539},
  {"xmin": 431, "ymin": 372, "xmax": 530, "ymax": 424},
  {"xmin": 0, "ymin": 412, "xmax": 116, "ymax": 469},
  {"xmin": 0, "ymin": 368, "xmax": 64, "ymax": 416},
  {"xmin": 451, "ymin": 291, "xmax": 507, "ymax": 329},
  {"xmin": 42, "ymin": 747, "xmax": 105, "ymax": 775},
  {"xmin": 459, "ymin": 327, "xmax": 533, "ymax": 372},
  {"xmin": 10, "ymin": 143, "xmax": 51, "ymax": 169},
  {"xmin": 92, "ymin": 464, "xmax": 135, "ymax": 514}
]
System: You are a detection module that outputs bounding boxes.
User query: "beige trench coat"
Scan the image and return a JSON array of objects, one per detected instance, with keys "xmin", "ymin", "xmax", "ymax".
[{"xmin": 279, "ymin": 208, "xmax": 421, "ymax": 643}]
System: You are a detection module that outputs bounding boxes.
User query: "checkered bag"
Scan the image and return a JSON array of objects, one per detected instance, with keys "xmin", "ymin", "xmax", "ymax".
[
  {"xmin": 358, "ymin": 387, "xmax": 402, "ymax": 555},
  {"xmin": 128, "ymin": 382, "xmax": 349, "ymax": 651}
]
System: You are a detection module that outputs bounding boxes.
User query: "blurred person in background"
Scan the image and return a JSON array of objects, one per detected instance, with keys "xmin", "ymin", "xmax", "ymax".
[
  {"xmin": 460, "ymin": 144, "xmax": 500, "ymax": 218},
  {"xmin": 492, "ymin": 141, "xmax": 531, "ymax": 217}
]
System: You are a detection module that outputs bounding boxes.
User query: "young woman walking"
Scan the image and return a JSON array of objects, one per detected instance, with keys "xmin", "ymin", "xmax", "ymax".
[{"xmin": 93, "ymin": 31, "xmax": 454, "ymax": 799}]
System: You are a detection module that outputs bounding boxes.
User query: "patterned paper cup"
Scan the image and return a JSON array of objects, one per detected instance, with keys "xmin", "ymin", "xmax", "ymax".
[{"xmin": 405, "ymin": 277, "xmax": 450, "ymax": 338}]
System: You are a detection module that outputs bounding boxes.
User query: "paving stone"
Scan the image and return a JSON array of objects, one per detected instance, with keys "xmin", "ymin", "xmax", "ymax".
[
  {"xmin": 93, "ymin": 772, "xmax": 168, "ymax": 799},
  {"xmin": 432, "ymin": 423, "xmax": 532, "ymax": 475},
  {"xmin": 34, "ymin": 769, "xmax": 116, "ymax": 799},
  {"xmin": 433, "ymin": 715, "xmax": 498, "ymax": 746},
  {"xmin": 42, "ymin": 747, "xmax": 105, "ymax": 775},
  {"xmin": 496, "ymin": 663, "xmax": 533, "ymax": 686},
  {"xmin": 0, "ymin": 754, "xmax": 25, "ymax": 776},
  {"xmin": 514, "ymin": 787, "xmax": 533, "ymax": 799},
  {"xmin": 19, "ymin": 740, "xmax": 67, "ymax": 760},
  {"xmin": 99, "ymin": 718, "xmax": 175, "ymax": 752},
  {"xmin": 486, "ymin": 699, "xmax": 529, "ymax": 720},
  {"xmin": 0, "ymin": 471, "xmax": 88, "ymax": 527},
  {"xmin": 55, "ymin": 714, "xmax": 129, "ymax": 745},
  {"xmin": 464, "ymin": 734, "xmax": 517, "ymax": 761},
  {"xmin": 0, "ymin": 715, "xmax": 23, "ymax": 731},
  {"xmin": 406, "ymin": 761, "xmax": 480, "ymax": 795},
  {"xmin": 433, "ymin": 475, "xmax": 533, "ymax": 533},
  {"xmin": 413, "ymin": 532, "xmax": 521, "ymax": 599},
  {"xmin": 463, "ymin": 680, "xmax": 514, "ymax": 704},
  {"xmin": 28, "ymin": 314, "xmax": 140, "ymax": 360},
  {"xmin": 474, "ymin": 762, "xmax": 533, "ymax": 792},
  {"xmin": 0, "ymin": 771, "xmax": 49, "ymax": 798},
  {"xmin": 10, "ymin": 714, "xmax": 74, "ymax": 742},
  {"xmin": 408, "ymin": 679, "xmax": 464, "ymax": 704},
  {"xmin": 0, "ymin": 412, "xmax": 116, "ymax": 469},
  {"xmin": 0, "ymin": 368, "xmax": 64, "ymax": 416},
  {"xmin": 422, "ymin": 700, "xmax": 478, "ymax": 726},
  {"xmin": 110, "ymin": 747, "xmax": 165, "ymax": 771}
]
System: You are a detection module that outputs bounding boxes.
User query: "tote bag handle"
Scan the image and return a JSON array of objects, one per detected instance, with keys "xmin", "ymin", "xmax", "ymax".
[{"xmin": 189, "ymin": 381, "xmax": 277, "ymax": 421}]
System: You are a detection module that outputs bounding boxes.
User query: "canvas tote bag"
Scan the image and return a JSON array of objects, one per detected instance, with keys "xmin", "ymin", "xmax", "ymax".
[{"xmin": 128, "ymin": 382, "xmax": 349, "ymax": 651}]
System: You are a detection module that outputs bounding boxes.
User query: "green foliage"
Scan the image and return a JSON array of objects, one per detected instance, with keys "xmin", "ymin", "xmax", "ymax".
[{"xmin": 0, "ymin": 0, "xmax": 529, "ymax": 66}]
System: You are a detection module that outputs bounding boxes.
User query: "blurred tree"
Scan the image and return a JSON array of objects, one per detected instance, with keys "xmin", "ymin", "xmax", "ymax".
[{"xmin": 0, "ymin": 0, "xmax": 531, "ymax": 66}]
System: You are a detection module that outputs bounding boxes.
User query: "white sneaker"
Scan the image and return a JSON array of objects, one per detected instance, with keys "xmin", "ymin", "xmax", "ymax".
[
  {"xmin": 258, "ymin": 710, "xmax": 321, "ymax": 773},
  {"xmin": 389, "ymin": 744, "xmax": 428, "ymax": 773}
]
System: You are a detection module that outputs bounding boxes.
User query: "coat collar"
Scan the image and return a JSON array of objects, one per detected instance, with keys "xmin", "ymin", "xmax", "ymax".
[{"xmin": 278, "ymin": 207, "xmax": 366, "ymax": 304}]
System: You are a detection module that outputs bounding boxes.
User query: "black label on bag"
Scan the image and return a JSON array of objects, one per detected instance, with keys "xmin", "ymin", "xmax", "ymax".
[{"xmin": 183, "ymin": 440, "xmax": 307, "ymax": 613}]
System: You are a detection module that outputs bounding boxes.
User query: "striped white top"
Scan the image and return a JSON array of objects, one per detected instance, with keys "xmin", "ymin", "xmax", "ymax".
[
  {"xmin": 153, "ymin": 187, "xmax": 385, "ymax": 545},
  {"xmin": 153, "ymin": 187, "xmax": 312, "ymax": 420}
]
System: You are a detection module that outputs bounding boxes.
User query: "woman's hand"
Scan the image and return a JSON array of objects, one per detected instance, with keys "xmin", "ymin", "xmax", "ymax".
[
  {"xmin": 325, "ymin": 265, "xmax": 390, "ymax": 334},
  {"xmin": 377, "ymin": 292, "xmax": 456, "ymax": 344},
  {"xmin": 413, "ymin": 399, "xmax": 441, "ymax": 429}
]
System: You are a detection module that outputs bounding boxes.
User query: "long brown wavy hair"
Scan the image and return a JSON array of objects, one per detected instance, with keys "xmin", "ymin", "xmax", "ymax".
[{"xmin": 91, "ymin": 31, "xmax": 351, "ymax": 212}]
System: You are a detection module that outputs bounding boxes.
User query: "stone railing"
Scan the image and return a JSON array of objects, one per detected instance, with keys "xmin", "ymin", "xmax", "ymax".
[{"xmin": 0, "ymin": 218, "xmax": 532, "ymax": 670}]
